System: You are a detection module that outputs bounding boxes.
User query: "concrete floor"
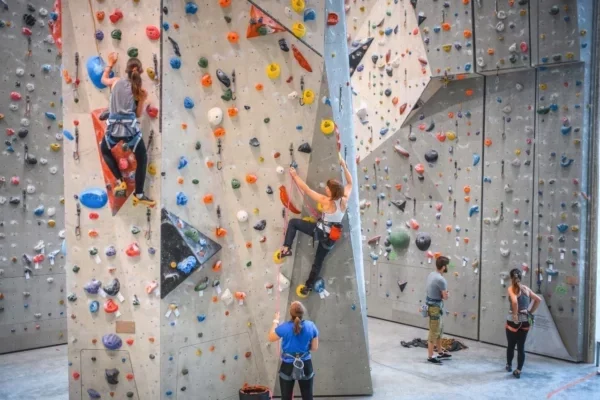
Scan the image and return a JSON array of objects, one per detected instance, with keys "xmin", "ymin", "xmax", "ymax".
[{"xmin": 0, "ymin": 318, "xmax": 598, "ymax": 400}]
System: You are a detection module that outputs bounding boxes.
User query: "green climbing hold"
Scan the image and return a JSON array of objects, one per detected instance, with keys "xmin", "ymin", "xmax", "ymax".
[
  {"xmin": 192, "ymin": 179, "xmax": 199, "ymax": 185},
  {"xmin": 221, "ymin": 88, "xmax": 233, "ymax": 101},
  {"xmin": 111, "ymin": 29, "xmax": 122, "ymax": 40},
  {"xmin": 72, "ymin": 265, "xmax": 80, "ymax": 273},
  {"xmin": 127, "ymin": 47, "xmax": 139, "ymax": 58},
  {"xmin": 195, "ymin": 141, "xmax": 201, "ymax": 150},
  {"xmin": 264, "ymin": 117, "xmax": 270, "ymax": 124},
  {"xmin": 389, "ymin": 229, "xmax": 410, "ymax": 250},
  {"xmin": 184, "ymin": 229, "xmax": 200, "ymax": 243},
  {"xmin": 231, "ymin": 179, "xmax": 241, "ymax": 189},
  {"xmin": 258, "ymin": 25, "xmax": 268, "ymax": 36},
  {"xmin": 198, "ymin": 57, "xmax": 208, "ymax": 68},
  {"xmin": 131, "ymin": 226, "xmax": 141, "ymax": 234},
  {"xmin": 194, "ymin": 277, "xmax": 209, "ymax": 292},
  {"xmin": 246, "ymin": 261, "xmax": 251, "ymax": 267}
]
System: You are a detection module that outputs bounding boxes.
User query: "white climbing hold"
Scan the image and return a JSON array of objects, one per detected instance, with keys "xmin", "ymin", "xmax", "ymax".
[
  {"xmin": 236, "ymin": 210, "xmax": 248, "ymax": 222},
  {"xmin": 511, "ymin": 158, "xmax": 521, "ymax": 167},
  {"xmin": 288, "ymin": 91, "xmax": 298, "ymax": 99},
  {"xmin": 496, "ymin": 22, "xmax": 505, "ymax": 32},
  {"xmin": 9, "ymin": 104, "xmax": 18, "ymax": 111},
  {"xmin": 49, "ymin": 166, "xmax": 58, "ymax": 174},
  {"xmin": 508, "ymin": 43, "xmax": 517, "ymax": 53},
  {"xmin": 516, "ymin": 83, "xmax": 524, "ymax": 91},
  {"xmin": 220, "ymin": 288, "xmax": 234, "ymax": 306},
  {"xmin": 391, "ymin": 57, "xmax": 401, "ymax": 68},
  {"xmin": 39, "ymin": 7, "xmax": 48, "ymax": 17},
  {"xmin": 502, "ymin": 105, "xmax": 512, "ymax": 114},
  {"xmin": 55, "ymin": 133, "xmax": 63, "ymax": 140},
  {"xmin": 26, "ymin": 184, "xmax": 36, "ymax": 194},
  {"xmin": 355, "ymin": 103, "xmax": 368, "ymax": 122},
  {"xmin": 500, "ymin": 248, "xmax": 511, "ymax": 257},
  {"xmin": 40, "ymin": 158, "xmax": 48, "ymax": 165},
  {"xmin": 21, "ymin": 118, "xmax": 30, "ymax": 127},
  {"xmin": 47, "ymin": 277, "xmax": 54, "ymax": 283},
  {"xmin": 477, "ymin": 57, "xmax": 486, "ymax": 67},
  {"xmin": 26, "ymin": 83, "xmax": 35, "ymax": 92},
  {"xmin": 47, "ymin": 207, "xmax": 56, "ymax": 217},
  {"xmin": 0, "ymin": 197, "xmax": 6, "ymax": 205},
  {"xmin": 513, "ymin": 219, "xmax": 522, "ymax": 226},
  {"xmin": 504, "ymin": 184, "xmax": 513, "ymax": 193},
  {"xmin": 16, "ymin": 68, "xmax": 25, "ymax": 77},
  {"xmin": 58, "ymin": 230, "xmax": 66, "ymax": 239},
  {"xmin": 284, "ymin": 7, "xmax": 292, "ymax": 17},
  {"xmin": 496, "ymin": 10, "xmax": 507, "ymax": 20},
  {"xmin": 207, "ymin": 107, "xmax": 223, "ymax": 127},
  {"xmin": 276, "ymin": 166, "xmax": 285, "ymax": 174}
]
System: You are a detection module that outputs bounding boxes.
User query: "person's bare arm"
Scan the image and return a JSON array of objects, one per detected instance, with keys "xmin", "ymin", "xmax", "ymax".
[
  {"xmin": 310, "ymin": 337, "xmax": 319, "ymax": 352},
  {"xmin": 441, "ymin": 290, "xmax": 449, "ymax": 300},
  {"xmin": 267, "ymin": 312, "xmax": 281, "ymax": 342},
  {"xmin": 340, "ymin": 159, "xmax": 353, "ymax": 197},
  {"xmin": 290, "ymin": 168, "xmax": 329, "ymax": 204},
  {"xmin": 101, "ymin": 52, "xmax": 120, "ymax": 88},
  {"xmin": 525, "ymin": 286, "xmax": 541, "ymax": 314}
]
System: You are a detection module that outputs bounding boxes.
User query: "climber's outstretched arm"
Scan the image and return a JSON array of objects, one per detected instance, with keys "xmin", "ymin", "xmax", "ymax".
[
  {"xmin": 340, "ymin": 159, "xmax": 352, "ymax": 197},
  {"xmin": 290, "ymin": 168, "xmax": 328, "ymax": 204},
  {"xmin": 101, "ymin": 52, "xmax": 120, "ymax": 89}
]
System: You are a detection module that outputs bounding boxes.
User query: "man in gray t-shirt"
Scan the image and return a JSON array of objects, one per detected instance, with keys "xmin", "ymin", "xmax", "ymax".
[{"xmin": 425, "ymin": 256, "xmax": 450, "ymax": 364}]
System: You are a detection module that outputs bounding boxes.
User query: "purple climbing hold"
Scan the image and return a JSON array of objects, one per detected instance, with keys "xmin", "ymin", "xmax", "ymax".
[
  {"xmin": 102, "ymin": 333, "xmax": 123, "ymax": 350},
  {"xmin": 84, "ymin": 279, "xmax": 102, "ymax": 294},
  {"xmin": 87, "ymin": 389, "xmax": 101, "ymax": 399},
  {"xmin": 95, "ymin": 30, "xmax": 104, "ymax": 41}
]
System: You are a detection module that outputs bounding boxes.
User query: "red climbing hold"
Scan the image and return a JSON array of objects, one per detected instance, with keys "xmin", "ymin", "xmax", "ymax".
[
  {"xmin": 89, "ymin": 212, "xmax": 99, "ymax": 220},
  {"xmin": 126, "ymin": 338, "xmax": 134, "ymax": 345},
  {"xmin": 72, "ymin": 372, "xmax": 80, "ymax": 380},
  {"xmin": 22, "ymin": 27, "xmax": 32, "ymax": 36},
  {"xmin": 104, "ymin": 299, "xmax": 119, "ymax": 313},
  {"xmin": 146, "ymin": 26, "xmax": 160, "ymax": 40},
  {"xmin": 399, "ymin": 103, "xmax": 407, "ymax": 115},
  {"xmin": 327, "ymin": 13, "xmax": 339, "ymax": 26},
  {"xmin": 418, "ymin": 57, "xmax": 428, "ymax": 66},
  {"xmin": 246, "ymin": 5, "xmax": 285, "ymax": 39},
  {"xmin": 109, "ymin": 9, "xmax": 124, "ymax": 24},
  {"xmin": 414, "ymin": 164, "xmax": 425, "ymax": 174},
  {"xmin": 126, "ymin": 373, "xmax": 134, "ymax": 381},
  {"xmin": 291, "ymin": 45, "xmax": 313, "ymax": 72},
  {"xmin": 146, "ymin": 105, "xmax": 158, "ymax": 119},
  {"xmin": 10, "ymin": 92, "xmax": 22, "ymax": 101},
  {"xmin": 279, "ymin": 186, "xmax": 301, "ymax": 214},
  {"xmin": 126, "ymin": 243, "xmax": 141, "ymax": 257},
  {"xmin": 436, "ymin": 132, "xmax": 446, "ymax": 142}
]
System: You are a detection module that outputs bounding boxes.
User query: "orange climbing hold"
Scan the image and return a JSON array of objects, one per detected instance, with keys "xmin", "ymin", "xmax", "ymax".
[
  {"xmin": 279, "ymin": 185, "xmax": 301, "ymax": 214},
  {"xmin": 227, "ymin": 107, "xmax": 238, "ymax": 117},
  {"xmin": 465, "ymin": 89, "xmax": 474, "ymax": 97},
  {"xmin": 409, "ymin": 219, "xmax": 420, "ymax": 230},
  {"xmin": 212, "ymin": 260, "xmax": 222, "ymax": 272},
  {"xmin": 446, "ymin": 225, "xmax": 452, "ymax": 232},
  {"xmin": 484, "ymin": 138, "xmax": 493, "ymax": 147},
  {"xmin": 414, "ymin": 164, "xmax": 425, "ymax": 174},
  {"xmin": 216, "ymin": 227, "xmax": 227, "ymax": 237},
  {"xmin": 213, "ymin": 127, "xmax": 226, "ymax": 137},
  {"xmin": 201, "ymin": 74, "xmax": 212, "ymax": 87},
  {"xmin": 246, "ymin": 174, "xmax": 258, "ymax": 184},
  {"xmin": 126, "ymin": 373, "xmax": 134, "ymax": 381},
  {"xmin": 448, "ymin": 112, "xmax": 454, "ymax": 118},
  {"xmin": 291, "ymin": 45, "xmax": 313, "ymax": 72},
  {"xmin": 227, "ymin": 31, "xmax": 240, "ymax": 44},
  {"xmin": 203, "ymin": 194, "xmax": 214, "ymax": 204},
  {"xmin": 464, "ymin": 29, "xmax": 472, "ymax": 38},
  {"xmin": 246, "ymin": 242, "xmax": 252, "ymax": 248},
  {"xmin": 206, "ymin": 159, "xmax": 215, "ymax": 168},
  {"xmin": 464, "ymin": 196, "xmax": 471, "ymax": 202},
  {"xmin": 441, "ymin": 22, "xmax": 451, "ymax": 31},
  {"xmin": 219, "ymin": 0, "xmax": 232, "ymax": 7},
  {"xmin": 96, "ymin": 11, "xmax": 105, "ymax": 21},
  {"xmin": 392, "ymin": 97, "xmax": 399, "ymax": 105},
  {"xmin": 463, "ymin": 185, "xmax": 471, "ymax": 194},
  {"xmin": 255, "ymin": 83, "xmax": 264, "ymax": 91},
  {"xmin": 487, "ymin": 48, "xmax": 495, "ymax": 55},
  {"xmin": 395, "ymin": 183, "xmax": 402, "ymax": 191}
]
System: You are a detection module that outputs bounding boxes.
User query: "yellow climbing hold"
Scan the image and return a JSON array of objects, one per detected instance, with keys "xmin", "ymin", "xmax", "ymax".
[
  {"xmin": 147, "ymin": 163, "xmax": 157, "ymax": 176},
  {"xmin": 320, "ymin": 119, "xmax": 335, "ymax": 135},
  {"xmin": 196, "ymin": 349, "xmax": 202, "ymax": 356},
  {"xmin": 291, "ymin": 0, "xmax": 305, "ymax": 13},
  {"xmin": 445, "ymin": 131, "xmax": 457, "ymax": 141},
  {"xmin": 296, "ymin": 284, "xmax": 308, "ymax": 298},
  {"xmin": 253, "ymin": 208, "xmax": 259, "ymax": 215},
  {"xmin": 539, "ymin": 83, "xmax": 547, "ymax": 90},
  {"xmin": 273, "ymin": 250, "xmax": 284, "ymax": 265},
  {"xmin": 442, "ymin": 44, "xmax": 452, "ymax": 52},
  {"xmin": 302, "ymin": 89, "xmax": 315, "ymax": 105},
  {"xmin": 266, "ymin": 63, "xmax": 281, "ymax": 79},
  {"xmin": 50, "ymin": 143, "xmax": 61, "ymax": 151},
  {"xmin": 146, "ymin": 67, "xmax": 156, "ymax": 80},
  {"xmin": 515, "ymin": 149, "xmax": 521, "ymax": 156},
  {"xmin": 170, "ymin": 261, "xmax": 177, "ymax": 269},
  {"xmin": 292, "ymin": 22, "xmax": 307, "ymax": 38},
  {"xmin": 48, "ymin": 220, "xmax": 56, "ymax": 227}
]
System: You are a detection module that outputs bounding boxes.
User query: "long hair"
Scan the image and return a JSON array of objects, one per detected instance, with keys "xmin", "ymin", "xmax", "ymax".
[
  {"xmin": 290, "ymin": 301, "xmax": 306, "ymax": 335},
  {"xmin": 326, "ymin": 179, "xmax": 344, "ymax": 201},
  {"xmin": 509, "ymin": 268, "xmax": 522, "ymax": 291},
  {"xmin": 126, "ymin": 58, "xmax": 143, "ymax": 101}
]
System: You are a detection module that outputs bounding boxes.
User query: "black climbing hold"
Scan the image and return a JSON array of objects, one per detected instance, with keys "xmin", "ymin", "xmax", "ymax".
[
  {"xmin": 391, "ymin": 200, "xmax": 406, "ymax": 212},
  {"xmin": 253, "ymin": 220, "xmax": 267, "ymax": 231},
  {"xmin": 244, "ymin": 105, "xmax": 251, "ymax": 110},
  {"xmin": 418, "ymin": 14, "xmax": 426, "ymax": 26},
  {"xmin": 162, "ymin": 6, "xmax": 168, "ymax": 14},
  {"xmin": 266, "ymin": 186, "xmax": 273, "ymax": 195},
  {"xmin": 415, "ymin": 233, "xmax": 431, "ymax": 251},
  {"xmin": 104, "ymin": 279, "xmax": 120, "ymax": 296},
  {"xmin": 91, "ymin": 357, "xmax": 96, "ymax": 362},
  {"xmin": 384, "ymin": 88, "xmax": 392, "ymax": 97},
  {"xmin": 150, "ymin": 354, "xmax": 155, "ymax": 359},
  {"xmin": 249, "ymin": 137, "xmax": 260, "ymax": 147},
  {"xmin": 298, "ymin": 143, "xmax": 312, "ymax": 153},
  {"xmin": 127, "ymin": 392, "xmax": 134, "ymax": 398},
  {"xmin": 182, "ymin": 368, "xmax": 189, "ymax": 375},
  {"xmin": 105, "ymin": 368, "xmax": 119, "ymax": 384},
  {"xmin": 87, "ymin": 389, "xmax": 101, "ymax": 399},
  {"xmin": 216, "ymin": 69, "xmax": 231, "ymax": 87},
  {"xmin": 410, "ymin": 0, "xmax": 417, "ymax": 9},
  {"xmin": 279, "ymin": 38, "xmax": 290, "ymax": 52},
  {"xmin": 168, "ymin": 36, "xmax": 181, "ymax": 57},
  {"xmin": 25, "ymin": 154, "xmax": 37, "ymax": 165},
  {"xmin": 18, "ymin": 128, "xmax": 29, "ymax": 139},
  {"xmin": 23, "ymin": 14, "xmax": 36, "ymax": 27},
  {"xmin": 9, "ymin": 197, "xmax": 20, "ymax": 205},
  {"xmin": 195, "ymin": 141, "xmax": 201, "ymax": 150},
  {"xmin": 398, "ymin": 281, "xmax": 407, "ymax": 292},
  {"xmin": 424, "ymin": 150, "xmax": 438, "ymax": 163},
  {"xmin": 386, "ymin": 67, "xmax": 393, "ymax": 77},
  {"xmin": 224, "ymin": 16, "xmax": 232, "ymax": 23},
  {"xmin": 371, "ymin": 54, "xmax": 379, "ymax": 64},
  {"xmin": 549, "ymin": 5, "xmax": 560, "ymax": 15},
  {"xmin": 181, "ymin": 386, "xmax": 187, "ymax": 391}
]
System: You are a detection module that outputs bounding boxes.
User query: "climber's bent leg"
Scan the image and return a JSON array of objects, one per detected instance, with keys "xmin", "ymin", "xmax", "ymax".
[
  {"xmin": 305, "ymin": 241, "xmax": 330, "ymax": 289},
  {"xmin": 281, "ymin": 219, "xmax": 316, "ymax": 257},
  {"xmin": 101, "ymin": 136, "xmax": 127, "ymax": 195},
  {"xmin": 133, "ymin": 138, "xmax": 148, "ymax": 196}
]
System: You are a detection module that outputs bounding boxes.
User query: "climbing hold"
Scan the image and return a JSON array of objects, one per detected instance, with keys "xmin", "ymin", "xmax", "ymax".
[
  {"xmin": 389, "ymin": 230, "xmax": 410, "ymax": 250},
  {"xmin": 89, "ymin": 301, "xmax": 99, "ymax": 313},
  {"xmin": 253, "ymin": 220, "xmax": 267, "ymax": 231},
  {"xmin": 246, "ymin": 174, "xmax": 258, "ymax": 184},
  {"xmin": 424, "ymin": 150, "xmax": 438, "ymax": 163},
  {"xmin": 184, "ymin": 97, "xmax": 194, "ymax": 109},
  {"xmin": 201, "ymin": 74, "xmax": 212, "ymax": 87},
  {"xmin": 86, "ymin": 56, "xmax": 114, "ymax": 89},
  {"xmin": 298, "ymin": 143, "xmax": 312, "ymax": 153},
  {"xmin": 146, "ymin": 25, "xmax": 160, "ymax": 40},
  {"xmin": 415, "ymin": 233, "xmax": 431, "ymax": 251},
  {"xmin": 236, "ymin": 210, "xmax": 249, "ymax": 222},
  {"xmin": 292, "ymin": 45, "xmax": 312, "ymax": 72},
  {"xmin": 473, "ymin": 154, "xmax": 480, "ymax": 166},
  {"xmin": 227, "ymin": 31, "xmax": 240, "ymax": 44},
  {"xmin": 104, "ymin": 279, "xmax": 120, "ymax": 296},
  {"xmin": 394, "ymin": 143, "xmax": 410, "ymax": 158},
  {"xmin": 87, "ymin": 389, "xmax": 101, "ymax": 399},
  {"xmin": 279, "ymin": 186, "xmax": 301, "ymax": 214},
  {"xmin": 292, "ymin": 22, "xmax": 306, "ymax": 38},
  {"xmin": 185, "ymin": 2, "xmax": 199, "ymax": 14},
  {"xmin": 266, "ymin": 63, "xmax": 281, "ymax": 79},
  {"xmin": 127, "ymin": 48, "xmax": 139, "ymax": 58},
  {"xmin": 213, "ymin": 127, "xmax": 225, "ymax": 137},
  {"xmin": 104, "ymin": 299, "xmax": 119, "ymax": 313},
  {"xmin": 105, "ymin": 368, "xmax": 120, "ymax": 385},
  {"xmin": 291, "ymin": 0, "xmax": 305, "ymax": 13},
  {"xmin": 84, "ymin": 279, "xmax": 102, "ymax": 294},
  {"xmin": 111, "ymin": 29, "xmax": 122, "ymax": 40},
  {"xmin": 109, "ymin": 9, "xmax": 123, "ymax": 24},
  {"xmin": 216, "ymin": 69, "xmax": 231, "ymax": 87},
  {"xmin": 414, "ymin": 164, "xmax": 425, "ymax": 175},
  {"xmin": 80, "ymin": 188, "xmax": 108, "ymax": 209},
  {"xmin": 102, "ymin": 333, "xmax": 122, "ymax": 350},
  {"xmin": 320, "ymin": 120, "xmax": 335, "ymax": 135},
  {"xmin": 327, "ymin": 13, "xmax": 339, "ymax": 26},
  {"xmin": 304, "ymin": 8, "xmax": 316, "ymax": 22}
]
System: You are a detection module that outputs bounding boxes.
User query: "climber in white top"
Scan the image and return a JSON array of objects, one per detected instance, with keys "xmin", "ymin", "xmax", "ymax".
[{"xmin": 279, "ymin": 157, "xmax": 353, "ymax": 295}]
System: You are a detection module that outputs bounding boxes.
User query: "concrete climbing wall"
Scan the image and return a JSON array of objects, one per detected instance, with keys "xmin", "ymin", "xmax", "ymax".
[
  {"xmin": 0, "ymin": 0, "xmax": 67, "ymax": 354},
  {"xmin": 349, "ymin": 0, "xmax": 431, "ymax": 161},
  {"xmin": 473, "ymin": 0, "xmax": 532, "ymax": 74},
  {"xmin": 530, "ymin": 0, "xmax": 580, "ymax": 66},
  {"xmin": 159, "ymin": 1, "xmax": 371, "ymax": 398},
  {"xmin": 360, "ymin": 77, "xmax": 485, "ymax": 340},
  {"xmin": 62, "ymin": 0, "xmax": 161, "ymax": 398},
  {"xmin": 411, "ymin": 0, "xmax": 475, "ymax": 78},
  {"xmin": 479, "ymin": 70, "xmax": 537, "ymax": 346},
  {"xmin": 532, "ymin": 62, "xmax": 586, "ymax": 360}
]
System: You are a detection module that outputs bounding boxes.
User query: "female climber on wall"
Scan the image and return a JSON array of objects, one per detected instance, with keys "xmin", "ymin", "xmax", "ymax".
[
  {"xmin": 279, "ymin": 157, "xmax": 352, "ymax": 296},
  {"xmin": 505, "ymin": 268, "xmax": 541, "ymax": 379},
  {"xmin": 268, "ymin": 301, "xmax": 318, "ymax": 400},
  {"xmin": 100, "ymin": 52, "xmax": 155, "ymax": 207}
]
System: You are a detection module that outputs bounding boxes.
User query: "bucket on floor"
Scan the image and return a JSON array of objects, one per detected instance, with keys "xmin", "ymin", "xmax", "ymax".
[{"xmin": 239, "ymin": 385, "xmax": 271, "ymax": 400}]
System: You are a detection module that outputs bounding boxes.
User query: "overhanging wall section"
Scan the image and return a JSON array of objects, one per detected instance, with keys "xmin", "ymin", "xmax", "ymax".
[
  {"xmin": 62, "ymin": 0, "xmax": 162, "ymax": 398},
  {"xmin": 0, "ymin": 0, "xmax": 66, "ymax": 354}
]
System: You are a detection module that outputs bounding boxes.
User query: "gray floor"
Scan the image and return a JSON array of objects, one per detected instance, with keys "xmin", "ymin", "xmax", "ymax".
[{"xmin": 0, "ymin": 318, "xmax": 598, "ymax": 400}]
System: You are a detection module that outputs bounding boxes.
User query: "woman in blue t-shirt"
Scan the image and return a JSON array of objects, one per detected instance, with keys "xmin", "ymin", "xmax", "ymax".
[{"xmin": 268, "ymin": 301, "xmax": 319, "ymax": 400}]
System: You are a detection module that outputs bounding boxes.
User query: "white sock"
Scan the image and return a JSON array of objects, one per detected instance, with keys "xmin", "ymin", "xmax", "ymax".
[{"xmin": 136, "ymin": 193, "xmax": 144, "ymax": 199}]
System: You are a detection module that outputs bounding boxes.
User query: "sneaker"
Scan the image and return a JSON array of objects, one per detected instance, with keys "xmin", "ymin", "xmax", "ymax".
[
  {"xmin": 132, "ymin": 194, "xmax": 156, "ymax": 207},
  {"xmin": 427, "ymin": 357, "xmax": 443, "ymax": 365},
  {"xmin": 437, "ymin": 352, "xmax": 452, "ymax": 359},
  {"xmin": 505, "ymin": 364, "xmax": 512, "ymax": 372},
  {"xmin": 113, "ymin": 181, "xmax": 127, "ymax": 197}
]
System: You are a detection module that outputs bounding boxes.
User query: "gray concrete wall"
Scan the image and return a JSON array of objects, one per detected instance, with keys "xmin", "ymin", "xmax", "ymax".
[
  {"xmin": 159, "ymin": 1, "xmax": 371, "ymax": 399},
  {"xmin": 530, "ymin": 0, "xmax": 580, "ymax": 66},
  {"xmin": 0, "ymin": 0, "xmax": 66, "ymax": 354}
]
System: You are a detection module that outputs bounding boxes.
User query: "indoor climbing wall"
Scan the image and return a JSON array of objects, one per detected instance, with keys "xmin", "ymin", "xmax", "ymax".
[
  {"xmin": 532, "ymin": 62, "xmax": 586, "ymax": 360},
  {"xmin": 349, "ymin": 0, "xmax": 431, "ymax": 161},
  {"xmin": 360, "ymin": 77, "xmax": 485, "ymax": 340},
  {"xmin": 479, "ymin": 70, "xmax": 537, "ymax": 346},
  {"xmin": 411, "ymin": 0, "xmax": 475, "ymax": 78},
  {"xmin": 473, "ymin": 0, "xmax": 532, "ymax": 74},
  {"xmin": 0, "ymin": 0, "xmax": 67, "ymax": 354},
  {"xmin": 62, "ymin": 0, "xmax": 161, "ymax": 398},
  {"xmin": 159, "ymin": 1, "xmax": 371, "ymax": 398},
  {"xmin": 530, "ymin": 0, "xmax": 580, "ymax": 66}
]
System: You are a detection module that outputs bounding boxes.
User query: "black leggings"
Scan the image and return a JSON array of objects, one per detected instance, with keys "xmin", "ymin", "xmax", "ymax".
[
  {"xmin": 284, "ymin": 219, "xmax": 331, "ymax": 288},
  {"xmin": 100, "ymin": 135, "xmax": 148, "ymax": 195},
  {"xmin": 279, "ymin": 359, "xmax": 314, "ymax": 400},
  {"xmin": 506, "ymin": 322, "xmax": 529, "ymax": 370}
]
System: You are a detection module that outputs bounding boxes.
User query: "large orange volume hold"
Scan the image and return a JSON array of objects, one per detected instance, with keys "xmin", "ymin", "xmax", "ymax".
[
  {"xmin": 279, "ymin": 186, "xmax": 301, "ymax": 214},
  {"xmin": 291, "ymin": 45, "xmax": 312, "ymax": 72}
]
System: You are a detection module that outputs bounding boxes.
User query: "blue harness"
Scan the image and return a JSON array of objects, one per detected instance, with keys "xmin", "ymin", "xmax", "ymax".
[{"xmin": 104, "ymin": 112, "xmax": 142, "ymax": 151}]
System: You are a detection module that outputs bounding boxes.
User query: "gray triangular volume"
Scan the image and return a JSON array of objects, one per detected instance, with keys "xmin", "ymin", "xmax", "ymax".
[
  {"xmin": 349, "ymin": 37, "xmax": 374, "ymax": 77},
  {"xmin": 160, "ymin": 208, "xmax": 222, "ymax": 299}
]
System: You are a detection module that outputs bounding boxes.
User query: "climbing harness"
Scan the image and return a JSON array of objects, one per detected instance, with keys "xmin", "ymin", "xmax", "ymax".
[
  {"xmin": 73, "ymin": 126, "xmax": 80, "ymax": 161},
  {"xmin": 105, "ymin": 113, "xmax": 142, "ymax": 152},
  {"xmin": 75, "ymin": 203, "xmax": 81, "ymax": 240},
  {"xmin": 145, "ymin": 208, "xmax": 152, "ymax": 241},
  {"xmin": 216, "ymin": 138, "xmax": 223, "ymax": 170},
  {"xmin": 279, "ymin": 353, "xmax": 314, "ymax": 381}
]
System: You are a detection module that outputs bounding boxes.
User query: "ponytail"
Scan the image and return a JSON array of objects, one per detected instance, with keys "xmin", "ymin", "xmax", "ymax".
[
  {"xmin": 293, "ymin": 316, "xmax": 302, "ymax": 335},
  {"xmin": 289, "ymin": 301, "xmax": 305, "ymax": 335},
  {"xmin": 125, "ymin": 58, "xmax": 143, "ymax": 101}
]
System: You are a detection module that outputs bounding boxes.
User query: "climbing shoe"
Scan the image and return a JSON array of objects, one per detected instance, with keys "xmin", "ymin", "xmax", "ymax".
[
  {"xmin": 505, "ymin": 364, "xmax": 512, "ymax": 372},
  {"xmin": 132, "ymin": 194, "xmax": 156, "ymax": 208},
  {"xmin": 437, "ymin": 352, "xmax": 452, "ymax": 359},
  {"xmin": 113, "ymin": 181, "xmax": 127, "ymax": 197},
  {"xmin": 427, "ymin": 357, "xmax": 443, "ymax": 365},
  {"xmin": 299, "ymin": 285, "xmax": 312, "ymax": 296},
  {"xmin": 512, "ymin": 370, "xmax": 521, "ymax": 379}
]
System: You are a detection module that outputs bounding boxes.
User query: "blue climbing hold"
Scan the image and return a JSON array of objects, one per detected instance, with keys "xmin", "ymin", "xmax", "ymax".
[
  {"xmin": 63, "ymin": 130, "xmax": 74, "ymax": 141},
  {"xmin": 102, "ymin": 333, "xmax": 123, "ymax": 350},
  {"xmin": 483, "ymin": 176, "xmax": 492, "ymax": 183},
  {"xmin": 61, "ymin": 239, "xmax": 67, "ymax": 256},
  {"xmin": 557, "ymin": 223, "xmax": 568, "ymax": 233},
  {"xmin": 50, "ymin": 12, "xmax": 58, "ymax": 21},
  {"xmin": 45, "ymin": 112, "xmax": 56, "ymax": 120},
  {"xmin": 42, "ymin": 64, "xmax": 52, "ymax": 73},
  {"xmin": 166, "ymin": 390, "xmax": 173, "ymax": 396},
  {"xmin": 162, "ymin": 22, "xmax": 169, "ymax": 31},
  {"xmin": 80, "ymin": 188, "xmax": 108, "ymax": 209},
  {"xmin": 549, "ymin": 103, "xmax": 559, "ymax": 112},
  {"xmin": 178, "ymin": 156, "xmax": 188, "ymax": 169},
  {"xmin": 184, "ymin": 97, "xmax": 194, "ymax": 109},
  {"xmin": 177, "ymin": 256, "xmax": 197, "ymax": 274},
  {"xmin": 313, "ymin": 278, "xmax": 325, "ymax": 293},
  {"xmin": 380, "ymin": 127, "xmax": 389, "ymax": 135},
  {"xmin": 560, "ymin": 155, "xmax": 574, "ymax": 167},
  {"xmin": 89, "ymin": 301, "xmax": 99, "ymax": 313},
  {"xmin": 386, "ymin": 219, "xmax": 392, "ymax": 227},
  {"xmin": 197, "ymin": 314, "xmax": 206, "ymax": 322},
  {"xmin": 303, "ymin": 8, "xmax": 316, "ymax": 22},
  {"xmin": 561, "ymin": 126, "xmax": 572, "ymax": 135},
  {"xmin": 433, "ymin": 26, "xmax": 441, "ymax": 33},
  {"xmin": 176, "ymin": 192, "xmax": 188, "ymax": 206},
  {"xmin": 464, "ymin": 63, "xmax": 472, "ymax": 72},
  {"xmin": 185, "ymin": 2, "xmax": 198, "ymax": 14},
  {"xmin": 33, "ymin": 205, "xmax": 44, "ymax": 216},
  {"xmin": 370, "ymin": 252, "xmax": 379, "ymax": 261},
  {"xmin": 472, "ymin": 154, "xmax": 480, "ymax": 166},
  {"xmin": 469, "ymin": 205, "xmax": 479, "ymax": 217},
  {"xmin": 170, "ymin": 57, "xmax": 181, "ymax": 69},
  {"xmin": 86, "ymin": 56, "xmax": 114, "ymax": 89},
  {"xmin": 384, "ymin": 27, "xmax": 393, "ymax": 36}
]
